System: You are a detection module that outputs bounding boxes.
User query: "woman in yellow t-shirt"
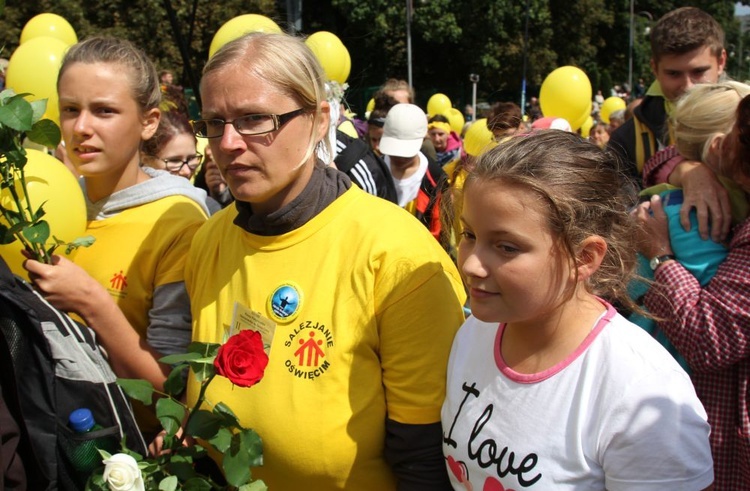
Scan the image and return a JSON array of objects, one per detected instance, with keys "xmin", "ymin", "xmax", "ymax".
[
  {"xmin": 23, "ymin": 37, "xmax": 207, "ymax": 436},
  {"xmin": 185, "ymin": 32, "xmax": 466, "ymax": 490}
]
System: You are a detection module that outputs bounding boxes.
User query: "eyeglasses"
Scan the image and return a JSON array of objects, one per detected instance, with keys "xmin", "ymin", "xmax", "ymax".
[
  {"xmin": 156, "ymin": 153, "xmax": 203, "ymax": 173},
  {"xmin": 191, "ymin": 108, "xmax": 306, "ymax": 139}
]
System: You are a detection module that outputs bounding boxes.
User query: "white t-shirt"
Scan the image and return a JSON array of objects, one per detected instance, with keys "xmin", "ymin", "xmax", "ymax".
[
  {"xmin": 385, "ymin": 152, "xmax": 428, "ymax": 207},
  {"xmin": 441, "ymin": 304, "xmax": 714, "ymax": 491}
]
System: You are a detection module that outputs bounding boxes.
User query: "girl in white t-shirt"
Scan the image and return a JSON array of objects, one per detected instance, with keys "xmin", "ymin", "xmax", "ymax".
[{"xmin": 441, "ymin": 130, "xmax": 714, "ymax": 491}]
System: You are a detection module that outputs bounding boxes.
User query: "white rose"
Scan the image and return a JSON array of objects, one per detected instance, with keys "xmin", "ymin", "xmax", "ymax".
[{"xmin": 102, "ymin": 453, "xmax": 145, "ymax": 491}]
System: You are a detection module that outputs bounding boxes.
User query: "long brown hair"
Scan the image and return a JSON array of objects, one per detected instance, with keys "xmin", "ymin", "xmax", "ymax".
[{"xmin": 463, "ymin": 130, "xmax": 640, "ymax": 311}]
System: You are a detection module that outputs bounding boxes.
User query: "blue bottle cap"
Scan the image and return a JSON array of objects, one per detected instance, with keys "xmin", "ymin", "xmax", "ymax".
[{"xmin": 69, "ymin": 408, "xmax": 95, "ymax": 433}]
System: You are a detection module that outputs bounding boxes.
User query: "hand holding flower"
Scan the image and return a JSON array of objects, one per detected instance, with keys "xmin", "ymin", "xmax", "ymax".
[{"xmin": 87, "ymin": 330, "xmax": 269, "ymax": 490}]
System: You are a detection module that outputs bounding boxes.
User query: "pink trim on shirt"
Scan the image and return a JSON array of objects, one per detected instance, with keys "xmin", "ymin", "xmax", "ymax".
[{"xmin": 493, "ymin": 302, "xmax": 617, "ymax": 383}]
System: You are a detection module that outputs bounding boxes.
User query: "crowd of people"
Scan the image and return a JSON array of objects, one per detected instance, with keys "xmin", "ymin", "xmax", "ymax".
[{"xmin": 3, "ymin": 4, "xmax": 750, "ymax": 491}]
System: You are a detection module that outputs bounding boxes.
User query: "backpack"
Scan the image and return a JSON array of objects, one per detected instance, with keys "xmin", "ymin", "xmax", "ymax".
[{"xmin": 0, "ymin": 257, "xmax": 147, "ymax": 490}]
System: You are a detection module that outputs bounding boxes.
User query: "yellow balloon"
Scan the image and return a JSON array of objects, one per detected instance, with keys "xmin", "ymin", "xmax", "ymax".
[
  {"xmin": 366, "ymin": 98, "xmax": 375, "ymax": 113},
  {"xmin": 0, "ymin": 150, "xmax": 86, "ymax": 280},
  {"xmin": 305, "ymin": 31, "xmax": 351, "ymax": 84},
  {"xmin": 444, "ymin": 107, "xmax": 465, "ymax": 134},
  {"xmin": 569, "ymin": 101, "xmax": 592, "ymax": 132},
  {"xmin": 209, "ymin": 14, "xmax": 282, "ymax": 59},
  {"xmin": 427, "ymin": 93, "xmax": 451, "ymax": 117},
  {"xmin": 20, "ymin": 13, "xmax": 77, "ymax": 46},
  {"xmin": 539, "ymin": 66, "xmax": 592, "ymax": 131},
  {"xmin": 580, "ymin": 115, "xmax": 594, "ymax": 138},
  {"xmin": 599, "ymin": 96, "xmax": 627, "ymax": 124},
  {"xmin": 6, "ymin": 36, "xmax": 68, "ymax": 125},
  {"xmin": 463, "ymin": 118, "xmax": 497, "ymax": 157}
]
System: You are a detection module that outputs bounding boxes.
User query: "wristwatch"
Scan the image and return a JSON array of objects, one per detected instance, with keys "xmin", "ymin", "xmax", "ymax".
[{"xmin": 649, "ymin": 254, "xmax": 675, "ymax": 271}]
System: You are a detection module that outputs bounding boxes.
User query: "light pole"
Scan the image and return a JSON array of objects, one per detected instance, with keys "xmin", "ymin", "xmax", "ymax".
[
  {"xmin": 406, "ymin": 0, "xmax": 413, "ymax": 89},
  {"xmin": 520, "ymin": 0, "xmax": 530, "ymax": 116},
  {"xmin": 470, "ymin": 74, "xmax": 479, "ymax": 121},
  {"xmin": 627, "ymin": 0, "xmax": 634, "ymax": 96}
]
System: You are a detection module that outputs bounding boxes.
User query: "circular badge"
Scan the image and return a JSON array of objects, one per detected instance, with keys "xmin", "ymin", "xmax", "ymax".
[{"xmin": 267, "ymin": 283, "xmax": 302, "ymax": 323}]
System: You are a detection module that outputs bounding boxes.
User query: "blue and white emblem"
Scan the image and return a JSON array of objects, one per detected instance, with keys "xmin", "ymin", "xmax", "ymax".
[{"xmin": 268, "ymin": 283, "xmax": 302, "ymax": 322}]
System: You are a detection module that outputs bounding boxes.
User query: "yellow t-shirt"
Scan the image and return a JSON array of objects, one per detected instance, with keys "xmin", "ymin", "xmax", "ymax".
[
  {"xmin": 74, "ymin": 195, "xmax": 207, "ymax": 338},
  {"xmin": 185, "ymin": 186, "xmax": 466, "ymax": 490}
]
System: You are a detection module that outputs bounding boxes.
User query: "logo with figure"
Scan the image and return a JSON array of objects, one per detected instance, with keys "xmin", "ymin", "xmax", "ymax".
[
  {"xmin": 283, "ymin": 320, "xmax": 334, "ymax": 381},
  {"xmin": 267, "ymin": 283, "xmax": 302, "ymax": 323},
  {"xmin": 107, "ymin": 270, "xmax": 128, "ymax": 298}
]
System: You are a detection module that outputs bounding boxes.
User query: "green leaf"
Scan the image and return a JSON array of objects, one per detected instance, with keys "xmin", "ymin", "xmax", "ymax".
[
  {"xmin": 187, "ymin": 341, "xmax": 220, "ymax": 357},
  {"xmin": 27, "ymin": 118, "xmax": 61, "ymax": 148},
  {"xmin": 0, "ymin": 89, "xmax": 16, "ymax": 104},
  {"xmin": 189, "ymin": 359, "xmax": 216, "ymax": 383},
  {"xmin": 33, "ymin": 203, "xmax": 47, "ymax": 221},
  {"xmin": 85, "ymin": 472, "xmax": 108, "ymax": 491},
  {"xmin": 166, "ymin": 454, "xmax": 197, "ymax": 481},
  {"xmin": 174, "ymin": 444, "xmax": 206, "ymax": 459},
  {"xmin": 238, "ymin": 481, "xmax": 268, "ymax": 491},
  {"xmin": 208, "ymin": 427, "xmax": 233, "ymax": 453},
  {"xmin": 117, "ymin": 378, "xmax": 155, "ymax": 405},
  {"xmin": 71, "ymin": 235, "xmax": 96, "ymax": 247},
  {"xmin": 96, "ymin": 449, "xmax": 113, "ymax": 460},
  {"xmin": 223, "ymin": 432, "xmax": 252, "ymax": 487},
  {"xmin": 46, "ymin": 244, "xmax": 59, "ymax": 257},
  {"xmin": 155, "ymin": 397, "xmax": 186, "ymax": 436},
  {"xmin": 185, "ymin": 409, "xmax": 223, "ymax": 439},
  {"xmin": 158, "ymin": 475, "xmax": 178, "ymax": 491},
  {"xmin": 5, "ymin": 148, "xmax": 27, "ymax": 169},
  {"xmin": 159, "ymin": 351, "xmax": 204, "ymax": 365},
  {"xmin": 0, "ymin": 206, "xmax": 22, "ymax": 223},
  {"xmin": 239, "ymin": 428, "xmax": 263, "ymax": 468},
  {"xmin": 0, "ymin": 96, "xmax": 34, "ymax": 131},
  {"xmin": 163, "ymin": 364, "xmax": 187, "ymax": 397},
  {"xmin": 213, "ymin": 402, "xmax": 240, "ymax": 428},
  {"xmin": 0, "ymin": 224, "xmax": 16, "ymax": 245},
  {"xmin": 29, "ymin": 99, "xmax": 47, "ymax": 123},
  {"xmin": 64, "ymin": 235, "xmax": 97, "ymax": 254},
  {"xmin": 183, "ymin": 478, "xmax": 212, "ymax": 491},
  {"xmin": 119, "ymin": 442, "xmax": 144, "ymax": 461},
  {"xmin": 160, "ymin": 434, "xmax": 175, "ymax": 454},
  {"xmin": 8, "ymin": 221, "xmax": 30, "ymax": 237},
  {"xmin": 21, "ymin": 220, "xmax": 50, "ymax": 245}
]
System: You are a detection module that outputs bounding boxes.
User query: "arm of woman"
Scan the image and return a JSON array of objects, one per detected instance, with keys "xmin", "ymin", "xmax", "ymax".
[
  {"xmin": 637, "ymin": 197, "xmax": 750, "ymax": 371},
  {"xmin": 24, "ymin": 255, "xmax": 171, "ymax": 390},
  {"xmin": 377, "ymin": 257, "xmax": 466, "ymax": 490}
]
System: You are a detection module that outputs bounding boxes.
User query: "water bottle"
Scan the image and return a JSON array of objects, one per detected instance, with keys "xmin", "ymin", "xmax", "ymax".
[{"xmin": 67, "ymin": 408, "xmax": 116, "ymax": 486}]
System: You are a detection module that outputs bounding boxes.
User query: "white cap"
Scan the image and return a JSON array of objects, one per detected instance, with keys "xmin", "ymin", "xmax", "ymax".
[{"xmin": 379, "ymin": 104, "xmax": 428, "ymax": 158}]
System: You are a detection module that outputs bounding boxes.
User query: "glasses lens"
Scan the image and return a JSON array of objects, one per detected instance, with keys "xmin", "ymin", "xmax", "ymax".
[
  {"xmin": 191, "ymin": 120, "xmax": 207, "ymax": 137},
  {"xmin": 192, "ymin": 120, "xmax": 225, "ymax": 138},
  {"xmin": 164, "ymin": 158, "xmax": 184, "ymax": 171},
  {"xmin": 187, "ymin": 154, "xmax": 202, "ymax": 169},
  {"xmin": 235, "ymin": 114, "xmax": 274, "ymax": 135}
]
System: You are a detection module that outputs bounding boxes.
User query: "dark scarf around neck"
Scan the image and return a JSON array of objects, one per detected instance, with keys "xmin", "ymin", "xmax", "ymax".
[{"xmin": 233, "ymin": 161, "xmax": 351, "ymax": 236}]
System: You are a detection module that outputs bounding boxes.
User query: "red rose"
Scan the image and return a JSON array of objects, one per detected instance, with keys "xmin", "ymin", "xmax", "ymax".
[{"xmin": 213, "ymin": 330, "xmax": 269, "ymax": 388}]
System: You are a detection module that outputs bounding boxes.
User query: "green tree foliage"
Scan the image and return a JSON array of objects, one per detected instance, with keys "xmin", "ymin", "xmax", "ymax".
[
  {"xmin": 0, "ymin": 0, "xmax": 740, "ymax": 114},
  {"xmin": 0, "ymin": 0, "xmax": 278, "ymax": 95}
]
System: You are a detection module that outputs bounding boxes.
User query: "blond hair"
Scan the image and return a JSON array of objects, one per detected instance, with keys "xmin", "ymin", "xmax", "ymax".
[
  {"xmin": 673, "ymin": 81, "xmax": 750, "ymax": 162},
  {"xmin": 201, "ymin": 32, "xmax": 331, "ymax": 166}
]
